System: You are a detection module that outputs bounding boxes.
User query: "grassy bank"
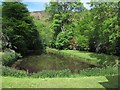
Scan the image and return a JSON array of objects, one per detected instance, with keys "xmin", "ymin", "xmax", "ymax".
[
  {"xmin": 2, "ymin": 65, "xmax": 119, "ymax": 78},
  {"xmin": 2, "ymin": 76, "xmax": 119, "ymax": 88},
  {"xmin": 2, "ymin": 48, "xmax": 119, "ymax": 78},
  {"xmin": 1, "ymin": 48, "xmax": 119, "ymax": 89},
  {"xmin": 46, "ymin": 48, "xmax": 119, "ymax": 67}
]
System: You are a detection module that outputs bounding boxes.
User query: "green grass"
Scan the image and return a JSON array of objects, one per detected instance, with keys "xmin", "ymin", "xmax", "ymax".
[
  {"xmin": 0, "ymin": 50, "xmax": 21, "ymax": 66},
  {"xmin": 2, "ymin": 65, "xmax": 119, "ymax": 78},
  {"xmin": 2, "ymin": 66, "xmax": 28, "ymax": 78},
  {"xmin": 46, "ymin": 48, "xmax": 119, "ymax": 66},
  {"xmin": 79, "ymin": 67, "xmax": 119, "ymax": 76},
  {"xmin": 2, "ymin": 76, "xmax": 118, "ymax": 88},
  {"xmin": 1, "ymin": 49, "xmax": 119, "ymax": 88}
]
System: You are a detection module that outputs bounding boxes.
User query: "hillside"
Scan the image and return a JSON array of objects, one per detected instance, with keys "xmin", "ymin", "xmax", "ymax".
[{"xmin": 30, "ymin": 11, "xmax": 48, "ymax": 20}]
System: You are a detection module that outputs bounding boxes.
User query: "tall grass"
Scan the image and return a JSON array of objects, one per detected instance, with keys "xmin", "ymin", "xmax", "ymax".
[
  {"xmin": 2, "ymin": 66, "xmax": 28, "ymax": 77},
  {"xmin": 2, "ymin": 66, "xmax": 119, "ymax": 78},
  {"xmin": 79, "ymin": 66, "xmax": 119, "ymax": 76},
  {"xmin": 31, "ymin": 69, "xmax": 71, "ymax": 78}
]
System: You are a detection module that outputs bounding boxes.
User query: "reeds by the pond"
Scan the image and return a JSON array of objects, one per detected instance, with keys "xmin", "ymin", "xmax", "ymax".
[{"xmin": 2, "ymin": 66, "xmax": 119, "ymax": 78}]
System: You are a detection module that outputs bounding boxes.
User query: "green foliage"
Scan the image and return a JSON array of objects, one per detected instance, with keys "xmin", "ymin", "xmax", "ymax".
[
  {"xmin": 2, "ymin": 49, "xmax": 21, "ymax": 66},
  {"xmin": 2, "ymin": 65, "xmax": 119, "ymax": 78},
  {"xmin": 46, "ymin": 2, "xmax": 119, "ymax": 56},
  {"xmin": 34, "ymin": 19, "xmax": 53, "ymax": 47},
  {"xmin": 74, "ymin": 11, "xmax": 93, "ymax": 51},
  {"xmin": 88, "ymin": 2, "xmax": 120, "ymax": 55},
  {"xmin": 55, "ymin": 30, "xmax": 73, "ymax": 49},
  {"xmin": 76, "ymin": 35, "xmax": 89, "ymax": 51},
  {"xmin": 46, "ymin": 2, "xmax": 85, "ymax": 48},
  {"xmin": 2, "ymin": 66, "xmax": 28, "ymax": 77},
  {"xmin": 31, "ymin": 69, "xmax": 71, "ymax": 78},
  {"xmin": 79, "ymin": 67, "xmax": 119, "ymax": 76},
  {"xmin": 2, "ymin": 2, "xmax": 44, "ymax": 55}
]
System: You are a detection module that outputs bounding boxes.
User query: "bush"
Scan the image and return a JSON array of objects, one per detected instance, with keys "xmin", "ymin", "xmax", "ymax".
[
  {"xmin": 31, "ymin": 69, "xmax": 71, "ymax": 78},
  {"xmin": 55, "ymin": 30, "xmax": 73, "ymax": 50},
  {"xmin": 2, "ymin": 66, "xmax": 28, "ymax": 77},
  {"xmin": 2, "ymin": 2, "xmax": 44, "ymax": 56},
  {"xmin": 2, "ymin": 49, "xmax": 21, "ymax": 66},
  {"xmin": 76, "ymin": 35, "xmax": 89, "ymax": 51}
]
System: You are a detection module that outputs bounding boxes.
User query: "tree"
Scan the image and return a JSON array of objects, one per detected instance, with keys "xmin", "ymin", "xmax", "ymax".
[
  {"xmin": 46, "ymin": 1, "xmax": 85, "ymax": 49},
  {"xmin": 2, "ymin": 2, "xmax": 44, "ymax": 55},
  {"xmin": 74, "ymin": 10, "xmax": 93, "ymax": 51},
  {"xmin": 88, "ymin": 1, "xmax": 120, "ymax": 55}
]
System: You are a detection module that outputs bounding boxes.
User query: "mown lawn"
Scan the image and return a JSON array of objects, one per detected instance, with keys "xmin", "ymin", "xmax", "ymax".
[{"xmin": 2, "ymin": 76, "xmax": 118, "ymax": 88}]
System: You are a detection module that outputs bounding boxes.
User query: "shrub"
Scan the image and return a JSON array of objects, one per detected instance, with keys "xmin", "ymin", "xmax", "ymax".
[
  {"xmin": 2, "ymin": 49, "xmax": 21, "ymax": 66},
  {"xmin": 55, "ymin": 30, "xmax": 73, "ymax": 50},
  {"xmin": 76, "ymin": 35, "xmax": 89, "ymax": 51},
  {"xmin": 2, "ymin": 66, "xmax": 28, "ymax": 77},
  {"xmin": 2, "ymin": 2, "xmax": 44, "ymax": 56},
  {"xmin": 31, "ymin": 69, "xmax": 71, "ymax": 78}
]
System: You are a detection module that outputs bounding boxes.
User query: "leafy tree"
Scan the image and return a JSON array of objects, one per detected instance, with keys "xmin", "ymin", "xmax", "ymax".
[
  {"xmin": 74, "ymin": 10, "xmax": 93, "ymax": 51},
  {"xmin": 46, "ymin": 1, "xmax": 85, "ymax": 49},
  {"xmin": 34, "ymin": 19, "xmax": 53, "ymax": 47},
  {"xmin": 55, "ymin": 29, "xmax": 74, "ymax": 50},
  {"xmin": 2, "ymin": 2, "xmax": 44, "ymax": 55},
  {"xmin": 89, "ymin": 2, "xmax": 120, "ymax": 55}
]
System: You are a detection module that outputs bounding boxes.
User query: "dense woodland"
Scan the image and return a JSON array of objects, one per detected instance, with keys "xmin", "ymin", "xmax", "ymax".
[
  {"xmin": 2, "ymin": 1, "xmax": 120, "ymax": 56},
  {"xmin": 45, "ymin": 2, "xmax": 120, "ymax": 56}
]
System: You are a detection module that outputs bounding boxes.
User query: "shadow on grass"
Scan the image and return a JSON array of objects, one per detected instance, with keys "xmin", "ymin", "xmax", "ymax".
[
  {"xmin": 99, "ymin": 75, "xmax": 119, "ymax": 89},
  {"xmin": 89, "ymin": 53, "xmax": 119, "ymax": 66}
]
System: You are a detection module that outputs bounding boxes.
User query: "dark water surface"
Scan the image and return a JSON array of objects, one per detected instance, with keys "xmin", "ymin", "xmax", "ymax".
[{"xmin": 12, "ymin": 54, "xmax": 96, "ymax": 73}]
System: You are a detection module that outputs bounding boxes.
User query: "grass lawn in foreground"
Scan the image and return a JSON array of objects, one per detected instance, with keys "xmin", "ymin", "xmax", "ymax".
[{"xmin": 2, "ymin": 76, "xmax": 118, "ymax": 88}]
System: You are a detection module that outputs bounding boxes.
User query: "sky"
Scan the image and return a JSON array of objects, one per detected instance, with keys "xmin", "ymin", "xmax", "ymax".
[{"xmin": 22, "ymin": 0, "xmax": 91, "ymax": 12}]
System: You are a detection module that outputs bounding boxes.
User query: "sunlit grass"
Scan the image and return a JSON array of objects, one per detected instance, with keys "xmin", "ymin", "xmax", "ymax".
[
  {"xmin": 2, "ymin": 76, "xmax": 119, "ymax": 88},
  {"xmin": 46, "ymin": 48, "xmax": 119, "ymax": 66}
]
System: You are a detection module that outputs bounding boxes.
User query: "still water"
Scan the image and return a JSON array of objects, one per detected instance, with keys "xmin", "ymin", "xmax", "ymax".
[{"xmin": 13, "ymin": 54, "xmax": 96, "ymax": 73}]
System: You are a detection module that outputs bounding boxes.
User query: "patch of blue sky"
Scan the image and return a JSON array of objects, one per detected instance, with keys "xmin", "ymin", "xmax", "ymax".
[{"xmin": 22, "ymin": 0, "xmax": 91, "ymax": 12}]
